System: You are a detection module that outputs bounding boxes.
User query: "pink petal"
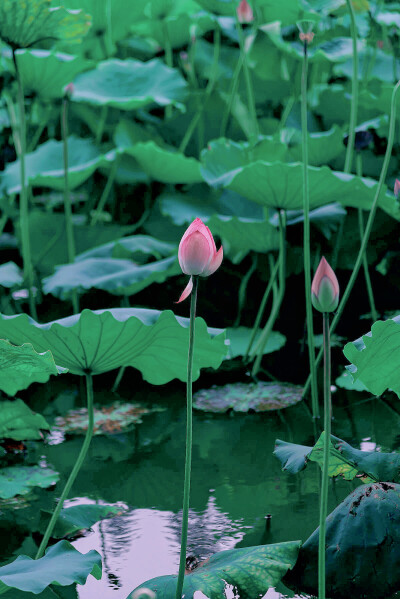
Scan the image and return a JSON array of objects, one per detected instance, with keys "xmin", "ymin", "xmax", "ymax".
[
  {"xmin": 395, "ymin": 179, "xmax": 400, "ymax": 198},
  {"xmin": 202, "ymin": 246, "xmax": 223, "ymax": 276},
  {"xmin": 179, "ymin": 218, "xmax": 214, "ymax": 262},
  {"xmin": 311, "ymin": 256, "xmax": 339, "ymax": 297},
  {"xmin": 179, "ymin": 231, "xmax": 213, "ymax": 275},
  {"xmin": 176, "ymin": 276, "xmax": 193, "ymax": 303}
]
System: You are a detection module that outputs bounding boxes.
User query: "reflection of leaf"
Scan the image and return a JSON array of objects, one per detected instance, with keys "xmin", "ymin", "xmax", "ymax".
[
  {"xmin": 131, "ymin": 541, "xmax": 301, "ymax": 599},
  {"xmin": 0, "ymin": 399, "xmax": 49, "ymax": 441},
  {"xmin": 0, "ymin": 465, "xmax": 59, "ymax": 499},
  {"xmin": 39, "ymin": 503, "xmax": 124, "ymax": 538}
]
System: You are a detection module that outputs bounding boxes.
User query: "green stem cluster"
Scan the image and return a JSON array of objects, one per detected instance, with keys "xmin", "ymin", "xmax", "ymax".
[{"xmin": 234, "ymin": 14, "xmax": 259, "ymax": 142}]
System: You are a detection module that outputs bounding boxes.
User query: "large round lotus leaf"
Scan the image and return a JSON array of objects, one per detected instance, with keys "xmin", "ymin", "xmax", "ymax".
[
  {"xmin": 76, "ymin": 235, "xmax": 176, "ymax": 262},
  {"xmin": 71, "ymin": 59, "xmax": 187, "ymax": 111},
  {"xmin": 0, "ymin": 0, "xmax": 91, "ymax": 49},
  {"xmin": 280, "ymin": 126, "xmax": 345, "ymax": 166},
  {"xmin": 334, "ymin": 47, "xmax": 397, "ymax": 83},
  {"xmin": 0, "ymin": 339, "xmax": 67, "ymax": 396},
  {"xmin": 0, "ymin": 308, "xmax": 226, "ymax": 382},
  {"xmin": 53, "ymin": 401, "xmax": 165, "ymax": 436},
  {"xmin": 130, "ymin": 541, "xmax": 301, "ymax": 599},
  {"xmin": 226, "ymin": 327, "xmax": 286, "ymax": 358},
  {"xmin": 0, "ymin": 262, "xmax": 23, "ymax": 288},
  {"xmin": 193, "ymin": 382, "xmax": 303, "ymax": 413},
  {"xmin": 343, "ymin": 316, "xmax": 400, "ymax": 397},
  {"xmin": 0, "ymin": 399, "xmax": 49, "ymax": 441},
  {"xmin": 1, "ymin": 137, "xmax": 114, "ymax": 194},
  {"xmin": 6, "ymin": 50, "xmax": 93, "ymax": 99},
  {"xmin": 285, "ymin": 483, "xmax": 400, "ymax": 599},
  {"xmin": 42, "ymin": 256, "xmax": 180, "ymax": 299},
  {"xmin": 0, "ymin": 465, "xmax": 59, "ymax": 499},
  {"xmin": 0, "ymin": 540, "xmax": 101, "ymax": 594}
]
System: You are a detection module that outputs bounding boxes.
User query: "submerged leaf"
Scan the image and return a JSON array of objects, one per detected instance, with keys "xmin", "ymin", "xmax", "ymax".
[
  {"xmin": 0, "ymin": 399, "xmax": 49, "ymax": 441},
  {"xmin": 0, "ymin": 465, "xmax": 59, "ymax": 499}
]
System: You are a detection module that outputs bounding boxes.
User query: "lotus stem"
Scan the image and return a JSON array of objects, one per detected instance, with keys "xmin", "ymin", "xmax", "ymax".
[
  {"xmin": 35, "ymin": 372, "xmax": 95, "ymax": 560},
  {"xmin": 90, "ymin": 155, "xmax": 120, "ymax": 226},
  {"xmin": 163, "ymin": 21, "xmax": 173, "ymax": 120},
  {"xmin": 302, "ymin": 80, "xmax": 400, "ymax": 399},
  {"xmin": 301, "ymin": 37, "xmax": 319, "ymax": 420},
  {"xmin": 220, "ymin": 53, "xmax": 244, "ymax": 138},
  {"xmin": 95, "ymin": 105, "xmax": 108, "ymax": 144},
  {"xmin": 175, "ymin": 276, "xmax": 198, "ymax": 599},
  {"xmin": 234, "ymin": 12, "xmax": 259, "ymax": 142},
  {"xmin": 234, "ymin": 252, "xmax": 257, "ymax": 327}
]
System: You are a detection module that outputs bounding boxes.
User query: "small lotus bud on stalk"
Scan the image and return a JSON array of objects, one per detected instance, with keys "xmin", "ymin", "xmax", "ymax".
[
  {"xmin": 237, "ymin": 0, "xmax": 254, "ymax": 23},
  {"xmin": 394, "ymin": 178, "xmax": 400, "ymax": 198},
  {"xmin": 311, "ymin": 257, "xmax": 339, "ymax": 313},
  {"xmin": 297, "ymin": 20, "xmax": 315, "ymax": 45},
  {"xmin": 63, "ymin": 82, "xmax": 74, "ymax": 99}
]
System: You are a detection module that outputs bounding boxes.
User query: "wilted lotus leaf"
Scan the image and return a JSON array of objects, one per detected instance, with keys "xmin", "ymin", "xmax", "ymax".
[
  {"xmin": 193, "ymin": 382, "xmax": 303, "ymax": 413},
  {"xmin": 0, "ymin": 465, "xmax": 59, "ymax": 499},
  {"xmin": 0, "ymin": 399, "xmax": 49, "ymax": 441},
  {"xmin": 53, "ymin": 401, "xmax": 165, "ymax": 436},
  {"xmin": 0, "ymin": 0, "xmax": 91, "ymax": 49}
]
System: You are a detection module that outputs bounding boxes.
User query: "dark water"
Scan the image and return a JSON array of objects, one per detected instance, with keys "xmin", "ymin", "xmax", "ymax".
[{"xmin": 3, "ymin": 382, "xmax": 400, "ymax": 599}]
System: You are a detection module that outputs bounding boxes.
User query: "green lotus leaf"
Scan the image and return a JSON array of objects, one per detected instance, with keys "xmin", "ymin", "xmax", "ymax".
[
  {"xmin": 226, "ymin": 327, "xmax": 286, "ymax": 358},
  {"xmin": 335, "ymin": 370, "xmax": 368, "ymax": 391},
  {"xmin": 129, "ymin": 541, "xmax": 301, "ymax": 599},
  {"xmin": 280, "ymin": 126, "xmax": 345, "ymax": 166},
  {"xmin": 76, "ymin": 235, "xmax": 177, "ymax": 262},
  {"xmin": 132, "ymin": 11, "xmax": 215, "ymax": 49},
  {"xmin": 343, "ymin": 316, "xmax": 400, "ymax": 396},
  {"xmin": 71, "ymin": 59, "xmax": 187, "ymax": 110},
  {"xmin": 39, "ymin": 503, "xmax": 124, "ymax": 539},
  {"xmin": 0, "ymin": 309, "xmax": 226, "ymax": 382},
  {"xmin": 0, "ymin": 0, "xmax": 91, "ymax": 49},
  {"xmin": 42, "ymin": 256, "xmax": 180, "ymax": 299},
  {"xmin": 0, "ymin": 465, "xmax": 59, "ymax": 499},
  {"xmin": 1, "ymin": 137, "xmax": 114, "ymax": 194},
  {"xmin": 0, "ymin": 398, "xmax": 49, "ymax": 441},
  {"xmin": 334, "ymin": 47, "xmax": 398, "ymax": 83},
  {"xmin": 0, "ymin": 339, "xmax": 67, "ymax": 396},
  {"xmin": 0, "ymin": 541, "xmax": 101, "ymax": 594},
  {"xmin": 0, "ymin": 262, "xmax": 23, "ymax": 288},
  {"xmin": 376, "ymin": 11, "xmax": 400, "ymax": 28}
]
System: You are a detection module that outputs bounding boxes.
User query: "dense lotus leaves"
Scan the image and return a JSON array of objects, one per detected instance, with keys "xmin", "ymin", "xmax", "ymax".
[
  {"xmin": 0, "ymin": 261, "xmax": 23, "ymax": 288},
  {"xmin": 0, "ymin": 465, "xmax": 59, "ymax": 499},
  {"xmin": 130, "ymin": 541, "xmax": 301, "ymax": 599},
  {"xmin": 269, "ymin": 204, "xmax": 347, "ymax": 240},
  {"xmin": 194, "ymin": 382, "xmax": 303, "ymax": 413},
  {"xmin": 334, "ymin": 47, "xmax": 400, "ymax": 83},
  {"xmin": 0, "ymin": 308, "xmax": 226, "ymax": 382},
  {"xmin": 0, "ymin": 541, "xmax": 101, "ymax": 594},
  {"xmin": 0, "ymin": 399, "xmax": 49, "ymax": 441},
  {"xmin": 280, "ymin": 126, "xmax": 345, "ymax": 166},
  {"xmin": 72, "ymin": 59, "xmax": 187, "ymax": 110},
  {"xmin": 285, "ymin": 483, "xmax": 400, "ymax": 598},
  {"xmin": 132, "ymin": 10, "xmax": 215, "ymax": 49},
  {"xmin": 76, "ymin": 235, "xmax": 177, "ymax": 262},
  {"xmin": 43, "ymin": 256, "xmax": 180, "ymax": 299},
  {"xmin": 0, "ymin": 339, "xmax": 67, "ymax": 396},
  {"xmin": 375, "ymin": 10, "xmax": 400, "ymax": 28},
  {"xmin": 0, "ymin": 0, "xmax": 91, "ymax": 49},
  {"xmin": 39, "ymin": 503, "xmax": 124, "ymax": 539},
  {"xmin": 335, "ymin": 370, "xmax": 368, "ymax": 391},
  {"xmin": 1, "ymin": 137, "xmax": 114, "ymax": 194},
  {"xmin": 225, "ymin": 327, "xmax": 286, "ymax": 358},
  {"xmin": 275, "ymin": 432, "xmax": 400, "ymax": 482},
  {"xmin": 343, "ymin": 316, "xmax": 400, "ymax": 396}
]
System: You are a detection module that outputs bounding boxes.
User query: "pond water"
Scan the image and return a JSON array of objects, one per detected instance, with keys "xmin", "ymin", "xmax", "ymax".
[{"xmin": 3, "ymin": 382, "xmax": 400, "ymax": 599}]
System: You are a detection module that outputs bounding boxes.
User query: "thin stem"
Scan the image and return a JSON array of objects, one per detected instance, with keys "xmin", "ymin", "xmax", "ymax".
[
  {"xmin": 35, "ymin": 373, "xmax": 95, "ymax": 560},
  {"xmin": 105, "ymin": 0, "xmax": 113, "ymax": 57},
  {"xmin": 301, "ymin": 39, "xmax": 319, "ymax": 420},
  {"xmin": 355, "ymin": 152, "xmax": 378, "ymax": 321},
  {"xmin": 234, "ymin": 252, "xmax": 257, "ymax": 327},
  {"xmin": 251, "ymin": 211, "xmax": 286, "ymax": 377},
  {"xmin": 344, "ymin": 0, "xmax": 358, "ymax": 174},
  {"xmin": 61, "ymin": 96, "xmax": 79, "ymax": 314},
  {"xmin": 175, "ymin": 276, "xmax": 199, "ymax": 599},
  {"xmin": 13, "ymin": 50, "xmax": 37, "ymax": 320},
  {"xmin": 163, "ymin": 21, "xmax": 173, "ymax": 120},
  {"xmin": 318, "ymin": 312, "xmax": 331, "ymax": 599},
  {"xmin": 95, "ymin": 105, "xmax": 108, "ymax": 144},
  {"xmin": 220, "ymin": 54, "xmax": 244, "ymax": 138},
  {"xmin": 234, "ymin": 15, "xmax": 259, "ymax": 142},
  {"xmin": 302, "ymin": 80, "xmax": 400, "ymax": 399},
  {"xmin": 90, "ymin": 156, "xmax": 120, "ymax": 226}
]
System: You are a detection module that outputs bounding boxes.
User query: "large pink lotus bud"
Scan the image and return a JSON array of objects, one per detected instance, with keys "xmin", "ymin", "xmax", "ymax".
[
  {"xmin": 237, "ymin": 0, "xmax": 254, "ymax": 23},
  {"xmin": 177, "ymin": 218, "xmax": 223, "ymax": 303},
  {"xmin": 311, "ymin": 256, "xmax": 339, "ymax": 313},
  {"xmin": 394, "ymin": 179, "xmax": 400, "ymax": 198}
]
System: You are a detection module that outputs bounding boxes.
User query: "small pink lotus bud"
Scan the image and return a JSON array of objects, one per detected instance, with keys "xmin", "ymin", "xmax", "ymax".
[
  {"xmin": 176, "ymin": 218, "xmax": 223, "ymax": 303},
  {"xmin": 64, "ymin": 83, "xmax": 74, "ymax": 98},
  {"xmin": 394, "ymin": 179, "xmax": 400, "ymax": 197},
  {"xmin": 237, "ymin": 0, "xmax": 254, "ymax": 23},
  {"xmin": 311, "ymin": 257, "xmax": 339, "ymax": 313},
  {"xmin": 299, "ymin": 32, "xmax": 314, "ymax": 43}
]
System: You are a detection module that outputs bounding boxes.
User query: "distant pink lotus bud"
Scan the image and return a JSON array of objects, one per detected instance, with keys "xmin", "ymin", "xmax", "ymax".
[
  {"xmin": 237, "ymin": 0, "xmax": 253, "ymax": 23},
  {"xmin": 64, "ymin": 82, "xmax": 74, "ymax": 98},
  {"xmin": 395, "ymin": 179, "xmax": 400, "ymax": 197},
  {"xmin": 299, "ymin": 31, "xmax": 314, "ymax": 43},
  {"xmin": 377, "ymin": 40, "xmax": 384, "ymax": 49},
  {"xmin": 176, "ymin": 218, "xmax": 223, "ymax": 303},
  {"xmin": 311, "ymin": 257, "xmax": 339, "ymax": 313}
]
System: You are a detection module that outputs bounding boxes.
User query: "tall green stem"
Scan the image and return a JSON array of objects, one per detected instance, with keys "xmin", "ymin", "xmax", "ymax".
[
  {"xmin": 61, "ymin": 95, "xmax": 79, "ymax": 314},
  {"xmin": 234, "ymin": 14, "xmax": 259, "ymax": 142},
  {"xmin": 318, "ymin": 312, "xmax": 331, "ymax": 599},
  {"xmin": 90, "ymin": 155, "xmax": 120, "ymax": 226},
  {"xmin": 234, "ymin": 252, "xmax": 257, "ymax": 327},
  {"xmin": 220, "ymin": 54, "xmax": 244, "ymax": 137},
  {"xmin": 302, "ymin": 80, "xmax": 400, "ymax": 399},
  {"xmin": 175, "ymin": 276, "xmax": 199, "ymax": 599},
  {"xmin": 301, "ymin": 39, "xmax": 319, "ymax": 420},
  {"xmin": 163, "ymin": 21, "xmax": 173, "ymax": 121},
  {"xmin": 13, "ymin": 51, "xmax": 37, "ymax": 320},
  {"xmin": 35, "ymin": 373, "xmax": 95, "ymax": 560}
]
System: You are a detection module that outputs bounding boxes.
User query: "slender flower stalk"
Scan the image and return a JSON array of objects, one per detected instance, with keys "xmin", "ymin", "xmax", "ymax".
[{"xmin": 35, "ymin": 373, "xmax": 95, "ymax": 560}]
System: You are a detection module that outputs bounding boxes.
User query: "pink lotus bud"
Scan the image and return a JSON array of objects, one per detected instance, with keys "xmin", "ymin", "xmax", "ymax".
[
  {"xmin": 176, "ymin": 218, "xmax": 223, "ymax": 303},
  {"xmin": 311, "ymin": 257, "xmax": 339, "ymax": 313},
  {"xmin": 64, "ymin": 82, "xmax": 74, "ymax": 98},
  {"xmin": 299, "ymin": 32, "xmax": 314, "ymax": 43},
  {"xmin": 395, "ymin": 179, "xmax": 400, "ymax": 197},
  {"xmin": 237, "ymin": 0, "xmax": 253, "ymax": 23}
]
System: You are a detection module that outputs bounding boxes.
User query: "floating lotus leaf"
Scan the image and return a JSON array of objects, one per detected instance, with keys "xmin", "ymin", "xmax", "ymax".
[
  {"xmin": 42, "ymin": 256, "xmax": 180, "ymax": 300},
  {"xmin": 130, "ymin": 541, "xmax": 301, "ymax": 599},
  {"xmin": 335, "ymin": 370, "xmax": 368, "ymax": 391},
  {"xmin": 0, "ymin": 339, "xmax": 67, "ymax": 396},
  {"xmin": 0, "ymin": 399, "xmax": 49, "ymax": 441},
  {"xmin": 53, "ymin": 401, "xmax": 165, "ymax": 436},
  {"xmin": 343, "ymin": 316, "xmax": 400, "ymax": 397},
  {"xmin": 193, "ymin": 382, "xmax": 303, "ymax": 413},
  {"xmin": 39, "ymin": 503, "xmax": 125, "ymax": 539},
  {"xmin": 0, "ymin": 262, "xmax": 23, "ymax": 288},
  {"xmin": 285, "ymin": 483, "xmax": 400, "ymax": 599},
  {"xmin": 1, "ymin": 137, "xmax": 114, "ymax": 194},
  {"xmin": 0, "ymin": 540, "xmax": 101, "ymax": 594},
  {"xmin": 226, "ymin": 327, "xmax": 286, "ymax": 358},
  {"xmin": 0, "ymin": 309, "xmax": 226, "ymax": 382},
  {"xmin": 0, "ymin": 0, "xmax": 91, "ymax": 49},
  {"xmin": 0, "ymin": 465, "xmax": 59, "ymax": 499},
  {"xmin": 72, "ymin": 59, "xmax": 187, "ymax": 111}
]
